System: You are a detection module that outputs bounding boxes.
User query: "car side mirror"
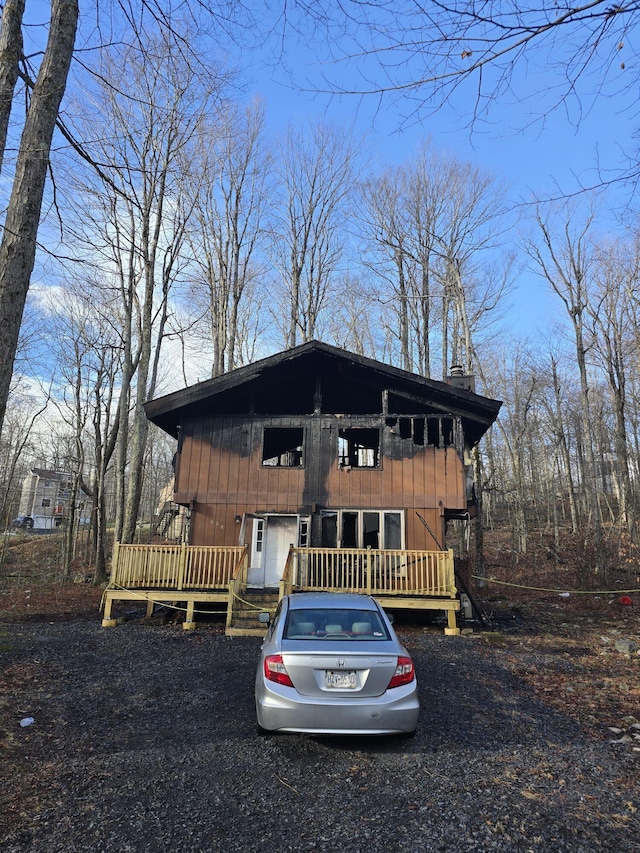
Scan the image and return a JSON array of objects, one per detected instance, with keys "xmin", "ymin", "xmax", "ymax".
[{"xmin": 258, "ymin": 611, "xmax": 271, "ymax": 624}]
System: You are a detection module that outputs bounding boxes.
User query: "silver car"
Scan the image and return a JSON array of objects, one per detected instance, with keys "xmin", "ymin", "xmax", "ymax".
[{"xmin": 255, "ymin": 592, "xmax": 419, "ymax": 736}]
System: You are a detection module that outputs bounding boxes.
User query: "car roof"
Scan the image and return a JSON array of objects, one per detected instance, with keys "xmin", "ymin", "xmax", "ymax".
[{"xmin": 287, "ymin": 592, "xmax": 379, "ymax": 611}]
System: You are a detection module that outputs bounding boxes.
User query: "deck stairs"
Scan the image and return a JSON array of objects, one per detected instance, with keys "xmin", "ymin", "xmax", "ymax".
[{"xmin": 226, "ymin": 589, "xmax": 279, "ymax": 637}]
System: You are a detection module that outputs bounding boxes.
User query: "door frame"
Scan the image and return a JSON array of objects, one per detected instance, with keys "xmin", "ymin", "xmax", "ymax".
[{"xmin": 248, "ymin": 513, "xmax": 308, "ymax": 588}]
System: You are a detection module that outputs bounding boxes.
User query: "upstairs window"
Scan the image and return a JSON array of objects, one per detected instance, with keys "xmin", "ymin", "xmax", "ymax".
[
  {"xmin": 262, "ymin": 428, "xmax": 304, "ymax": 467},
  {"xmin": 338, "ymin": 428, "xmax": 380, "ymax": 468}
]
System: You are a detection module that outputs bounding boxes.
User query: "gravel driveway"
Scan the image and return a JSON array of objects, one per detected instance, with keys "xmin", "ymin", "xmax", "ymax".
[{"xmin": 1, "ymin": 618, "xmax": 638, "ymax": 852}]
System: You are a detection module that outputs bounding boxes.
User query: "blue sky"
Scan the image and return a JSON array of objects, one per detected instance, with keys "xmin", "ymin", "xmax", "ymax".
[{"xmin": 237, "ymin": 19, "xmax": 638, "ymax": 339}]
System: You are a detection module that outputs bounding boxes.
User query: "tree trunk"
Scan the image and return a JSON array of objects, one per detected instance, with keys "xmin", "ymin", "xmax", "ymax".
[
  {"xmin": 0, "ymin": 0, "xmax": 24, "ymax": 176},
  {"xmin": 0, "ymin": 0, "xmax": 78, "ymax": 439}
]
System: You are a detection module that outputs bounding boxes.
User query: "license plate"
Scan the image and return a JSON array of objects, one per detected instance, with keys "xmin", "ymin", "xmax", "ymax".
[{"xmin": 325, "ymin": 670, "xmax": 357, "ymax": 689}]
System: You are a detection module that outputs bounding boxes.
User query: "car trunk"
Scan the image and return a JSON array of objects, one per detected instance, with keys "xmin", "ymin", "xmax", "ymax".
[{"xmin": 281, "ymin": 647, "xmax": 398, "ymax": 698}]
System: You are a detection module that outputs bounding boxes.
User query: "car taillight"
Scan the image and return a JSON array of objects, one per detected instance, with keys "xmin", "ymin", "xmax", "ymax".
[
  {"xmin": 387, "ymin": 656, "xmax": 415, "ymax": 688},
  {"xmin": 264, "ymin": 654, "xmax": 294, "ymax": 687}
]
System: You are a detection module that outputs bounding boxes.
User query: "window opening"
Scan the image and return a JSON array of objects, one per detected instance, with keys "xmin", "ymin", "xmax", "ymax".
[
  {"xmin": 321, "ymin": 511, "xmax": 338, "ymax": 547},
  {"xmin": 412, "ymin": 418, "xmax": 425, "ymax": 446},
  {"xmin": 362, "ymin": 512, "xmax": 380, "ymax": 548},
  {"xmin": 442, "ymin": 418, "xmax": 454, "ymax": 446},
  {"xmin": 384, "ymin": 512, "xmax": 402, "ymax": 550},
  {"xmin": 341, "ymin": 511, "xmax": 358, "ymax": 547},
  {"xmin": 262, "ymin": 428, "xmax": 304, "ymax": 467},
  {"xmin": 298, "ymin": 518, "xmax": 309, "ymax": 547},
  {"xmin": 427, "ymin": 418, "xmax": 440, "ymax": 446},
  {"xmin": 322, "ymin": 510, "xmax": 405, "ymax": 550},
  {"xmin": 251, "ymin": 518, "xmax": 265, "ymax": 568},
  {"xmin": 338, "ymin": 428, "xmax": 380, "ymax": 468}
]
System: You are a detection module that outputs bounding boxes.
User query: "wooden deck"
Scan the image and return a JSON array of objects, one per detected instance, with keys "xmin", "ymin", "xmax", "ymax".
[{"xmin": 101, "ymin": 543, "xmax": 461, "ymax": 634}]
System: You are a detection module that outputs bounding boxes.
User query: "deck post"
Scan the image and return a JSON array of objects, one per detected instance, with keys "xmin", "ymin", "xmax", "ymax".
[
  {"xmin": 183, "ymin": 599, "xmax": 196, "ymax": 631},
  {"xmin": 226, "ymin": 579, "xmax": 235, "ymax": 631},
  {"xmin": 101, "ymin": 594, "xmax": 116, "ymax": 627},
  {"xmin": 177, "ymin": 542, "xmax": 187, "ymax": 590},
  {"xmin": 444, "ymin": 607, "xmax": 460, "ymax": 635},
  {"xmin": 366, "ymin": 546, "xmax": 372, "ymax": 595},
  {"xmin": 111, "ymin": 541, "xmax": 120, "ymax": 586},
  {"xmin": 101, "ymin": 541, "xmax": 119, "ymax": 627}
]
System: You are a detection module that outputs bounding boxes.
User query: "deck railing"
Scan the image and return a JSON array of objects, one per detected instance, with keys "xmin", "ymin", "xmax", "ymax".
[
  {"xmin": 109, "ymin": 542, "xmax": 454, "ymax": 599},
  {"xmin": 111, "ymin": 542, "xmax": 247, "ymax": 591},
  {"xmin": 289, "ymin": 547, "xmax": 456, "ymax": 597}
]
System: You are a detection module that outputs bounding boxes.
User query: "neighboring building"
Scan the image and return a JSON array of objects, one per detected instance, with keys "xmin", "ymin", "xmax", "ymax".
[
  {"xmin": 17, "ymin": 468, "xmax": 72, "ymax": 530},
  {"xmin": 144, "ymin": 340, "xmax": 501, "ymax": 589}
]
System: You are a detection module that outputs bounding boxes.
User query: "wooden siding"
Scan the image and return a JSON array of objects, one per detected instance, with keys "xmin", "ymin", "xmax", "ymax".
[{"xmin": 175, "ymin": 415, "xmax": 465, "ymax": 548}]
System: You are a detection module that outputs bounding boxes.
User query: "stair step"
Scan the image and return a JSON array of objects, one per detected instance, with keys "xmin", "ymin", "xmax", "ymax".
[
  {"xmin": 227, "ymin": 589, "xmax": 280, "ymax": 637},
  {"xmin": 226, "ymin": 626, "xmax": 266, "ymax": 637}
]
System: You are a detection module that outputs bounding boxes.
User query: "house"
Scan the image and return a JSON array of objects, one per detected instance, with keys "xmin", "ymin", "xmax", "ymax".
[
  {"xmin": 103, "ymin": 341, "xmax": 501, "ymax": 633},
  {"xmin": 16, "ymin": 468, "xmax": 72, "ymax": 530}
]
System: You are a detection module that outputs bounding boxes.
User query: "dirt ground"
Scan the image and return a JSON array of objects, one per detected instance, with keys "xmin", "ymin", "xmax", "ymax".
[{"xmin": 1, "ymin": 529, "xmax": 639, "ymax": 739}]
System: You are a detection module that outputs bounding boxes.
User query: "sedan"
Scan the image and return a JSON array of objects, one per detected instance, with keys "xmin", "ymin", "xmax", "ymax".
[
  {"xmin": 11, "ymin": 516, "xmax": 34, "ymax": 529},
  {"xmin": 255, "ymin": 592, "xmax": 419, "ymax": 736}
]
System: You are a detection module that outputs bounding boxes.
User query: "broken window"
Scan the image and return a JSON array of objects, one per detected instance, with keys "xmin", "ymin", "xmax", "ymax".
[
  {"xmin": 321, "ymin": 509, "xmax": 404, "ymax": 549},
  {"xmin": 321, "ymin": 511, "xmax": 338, "ymax": 547},
  {"xmin": 398, "ymin": 417, "xmax": 425, "ymax": 445},
  {"xmin": 262, "ymin": 428, "xmax": 304, "ymax": 467},
  {"xmin": 338, "ymin": 428, "xmax": 380, "ymax": 468}
]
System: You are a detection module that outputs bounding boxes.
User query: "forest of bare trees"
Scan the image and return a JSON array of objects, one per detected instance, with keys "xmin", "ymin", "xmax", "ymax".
[{"xmin": 1, "ymin": 2, "xmax": 639, "ymax": 586}]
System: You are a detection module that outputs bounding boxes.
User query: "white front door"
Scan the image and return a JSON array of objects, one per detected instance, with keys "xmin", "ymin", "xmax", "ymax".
[{"xmin": 262, "ymin": 516, "xmax": 298, "ymax": 587}]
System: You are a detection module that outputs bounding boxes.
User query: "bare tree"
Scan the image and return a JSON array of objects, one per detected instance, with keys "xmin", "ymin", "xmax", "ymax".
[
  {"xmin": 44, "ymin": 284, "xmax": 123, "ymax": 580},
  {"xmin": 0, "ymin": 0, "xmax": 256, "ymax": 444},
  {"xmin": 525, "ymin": 202, "xmax": 606, "ymax": 565},
  {"xmin": 66, "ymin": 35, "xmax": 220, "ymax": 544},
  {"xmin": 288, "ymin": 2, "xmax": 638, "ymax": 137},
  {"xmin": 0, "ymin": 0, "xmax": 24, "ymax": 177},
  {"xmin": 0, "ymin": 0, "xmax": 78, "ymax": 440},
  {"xmin": 189, "ymin": 99, "xmax": 271, "ymax": 377},
  {"xmin": 359, "ymin": 167, "xmax": 414, "ymax": 370},
  {"xmin": 273, "ymin": 122, "xmax": 357, "ymax": 348},
  {"xmin": 587, "ymin": 237, "xmax": 640, "ymax": 540},
  {"xmin": 359, "ymin": 143, "xmax": 507, "ymax": 377}
]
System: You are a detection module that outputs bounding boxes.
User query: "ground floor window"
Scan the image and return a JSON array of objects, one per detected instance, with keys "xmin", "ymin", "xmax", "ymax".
[{"xmin": 320, "ymin": 509, "xmax": 404, "ymax": 550}]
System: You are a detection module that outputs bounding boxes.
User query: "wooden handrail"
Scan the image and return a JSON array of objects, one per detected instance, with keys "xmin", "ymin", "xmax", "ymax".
[
  {"xmin": 291, "ymin": 547, "xmax": 456, "ymax": 597},
  {"xmin": 108, "ymin": 543, "xmax": 455, "ymax": 599},
  {"xmin": 109, "ymin": 543, "xmax": 247, "ymax": 591}
]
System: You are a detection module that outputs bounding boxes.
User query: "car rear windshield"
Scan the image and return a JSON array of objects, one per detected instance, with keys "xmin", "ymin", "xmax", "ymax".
[{"xmin": 284, "ymin": 609, "xmax": 390, "ymax": 640}]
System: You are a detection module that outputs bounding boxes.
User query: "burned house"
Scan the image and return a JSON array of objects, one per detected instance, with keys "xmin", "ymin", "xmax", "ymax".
[{"xmin": 103, "ymin": 341, "xmax": 500, "ymax": 632}]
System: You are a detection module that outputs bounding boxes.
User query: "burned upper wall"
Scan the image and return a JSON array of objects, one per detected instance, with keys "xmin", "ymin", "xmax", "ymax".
[
  {"xmin": 145, "ymin": 340, "xmax": 502, "ymax": 446},
  {"xmin": 173, "ymin": 414, "xmax": 466, "ymax": 521}
]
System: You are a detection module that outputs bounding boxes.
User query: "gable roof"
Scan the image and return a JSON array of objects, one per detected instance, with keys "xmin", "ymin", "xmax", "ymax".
[{"xmin": 145, "ymin": 340, "xmax": 501, "ymax": 444}]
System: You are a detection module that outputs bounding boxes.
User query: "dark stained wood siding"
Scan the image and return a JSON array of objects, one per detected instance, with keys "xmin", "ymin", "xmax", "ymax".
[{"xmin": 175, "ymin": 414, "xmax": 465, "ymax": 548}]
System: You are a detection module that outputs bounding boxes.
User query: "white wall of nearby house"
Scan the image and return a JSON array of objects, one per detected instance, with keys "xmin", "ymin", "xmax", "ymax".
[{"xmin": 18, "ymin": 468, "xmax": 72, "ymax": 530}]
